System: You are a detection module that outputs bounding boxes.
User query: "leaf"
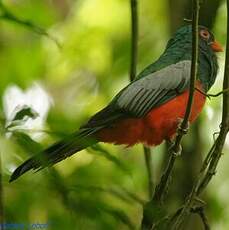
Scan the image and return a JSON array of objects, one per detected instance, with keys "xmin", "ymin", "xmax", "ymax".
[
  {"xmin": 87, "ymin": 144, "xmax": 130, "ymax": 173},
  {"xmin": 101, "ymin": 204, "xmax": 135, "ymax": 229},
  {"xmin": 65, "ymin": 195, "xmax": 135, "ymax": 229},
  {"xmin": 70, "ymin": 184, "xmax": 144, "ymax": 205},
  {"xmin": 12, "ymin": 131, "xmax": 42, "ymax": 155}
]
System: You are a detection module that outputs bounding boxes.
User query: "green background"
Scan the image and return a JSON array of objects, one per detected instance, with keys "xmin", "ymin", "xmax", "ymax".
[{"xmin": 0, "ymin": 0, "xmax": 228, "ymax": 229}]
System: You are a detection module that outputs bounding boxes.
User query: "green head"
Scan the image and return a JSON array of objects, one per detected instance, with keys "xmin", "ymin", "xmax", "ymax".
[
  {"xmin": 166, "ymin": 25, "xmax": 222, "ymax": 53},
  {"xmin": 166, "ymin": 25, "xmax": 223, "ymax": 91}
]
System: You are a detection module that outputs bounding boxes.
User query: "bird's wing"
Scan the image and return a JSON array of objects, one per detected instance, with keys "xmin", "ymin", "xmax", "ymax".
[
  {"xmin": 82, "ymin": 60, "xmax": 191, "ymax": 129},
  {"xmin": 114, "ymin": 60, "xmax": 191, "ymax": 117}
]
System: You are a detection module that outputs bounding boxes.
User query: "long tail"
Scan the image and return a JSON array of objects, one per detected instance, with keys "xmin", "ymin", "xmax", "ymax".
[{"xmin": 10, "ymin": 128, "xmax": 100, "ymax": 182}]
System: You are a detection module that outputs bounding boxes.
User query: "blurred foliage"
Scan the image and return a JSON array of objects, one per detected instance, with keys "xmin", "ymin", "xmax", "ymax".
[{"xmin": 0, "ymin": 0, "xmax": 228, "ymax": 230}]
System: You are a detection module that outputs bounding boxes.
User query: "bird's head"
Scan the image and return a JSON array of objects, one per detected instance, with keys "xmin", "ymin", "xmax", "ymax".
[
  {"xmin": 198, "ymin": 26, "xmax": 223, "ymax": 53},
  {"xmin": 166, "ymin": 25, "xmax": 223, "ymax": 54},
  {"xmin": 164, "ymin": 25, "xmax": 223, "ymax": 91}
]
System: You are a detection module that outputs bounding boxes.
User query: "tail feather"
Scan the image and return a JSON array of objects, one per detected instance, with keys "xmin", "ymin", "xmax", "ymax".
[
  {"xmin": 10, "ymin": 105, "xmax": 125, "ymax": 182},
  {"xmin": 10, "ymin": 128, "xmax": 100, "ymax": 182}
]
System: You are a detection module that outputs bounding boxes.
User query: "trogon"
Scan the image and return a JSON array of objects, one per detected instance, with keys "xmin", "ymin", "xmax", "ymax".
[{"xmin": 10, "ymin": 25, "xmax": 223, "ymax": 182}]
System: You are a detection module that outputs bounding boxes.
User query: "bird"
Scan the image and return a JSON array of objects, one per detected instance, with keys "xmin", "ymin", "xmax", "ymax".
[{"xmin": 10, "ymin": 25, "xmax": 223, "ymax": 182}]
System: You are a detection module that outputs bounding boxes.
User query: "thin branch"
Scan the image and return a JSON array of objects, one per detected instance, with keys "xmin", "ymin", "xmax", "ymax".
[
  {"xmin": 163, "ymin": 0, "xmax": 200, "ymax": 229},
  {"xmin": 169, "ymin": 205, "xmax": 210, "ymax": 230},
  {"xmin": 0, "ymin": 2, "xmax": 61, "ymax": 48},
  {"xmin": 143, "ymin": 146, "xmax": 154, "ymax": 198},
  {"xmin": 152, "ymin": 0, "xmax": 200, "ymax": 206},
  {"xmin": 195, "ymin": 87, "xmax": 229, "ymax": 98},
  {"xmin": 152, "ymin": 151, "xmax": 176, "ymax": 203},
  {"xmin": 141, "ymin": 1, "xmax": 200, "ymax": 228},
  {"xmin": 171, "ymin": 0, "xmax": 229, "ymax": 228},
  {"xmin": 172, "ymin": 0, "xmax": 200, "ymax": 155},
  {"xmin": 196, "ymin": 0, "xmax": 229, "ymax": 191},
  {"xmin": 129, "ymin": 0, "xmax": 154, "ymax": 199},
  {"xmin": 192, "ymin": 206, "xmax": 210, "ymax": 230},
  {"xmin": 130, "ymin": 0, "xmax": 138, "ymax": 82},
  {"xmin": 199, "ymin": 142, "xmax": 217, "ymax": 173}
]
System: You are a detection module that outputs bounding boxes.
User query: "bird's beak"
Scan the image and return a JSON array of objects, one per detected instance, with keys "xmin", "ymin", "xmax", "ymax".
[{"xmin": 211, "ymin": 40, "xmax": 223, "ymax": 52}]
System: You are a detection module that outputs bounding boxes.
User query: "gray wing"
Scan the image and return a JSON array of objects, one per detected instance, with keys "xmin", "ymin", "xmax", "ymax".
[{"xmin": 114, "ymin": 60, "xmax": 191, "ymax": 117}]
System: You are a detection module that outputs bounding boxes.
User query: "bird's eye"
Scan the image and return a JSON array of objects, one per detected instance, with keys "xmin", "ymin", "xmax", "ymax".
[{"xmin": 200, "ymin": 30, "xmax": 210, "ymax": 40}]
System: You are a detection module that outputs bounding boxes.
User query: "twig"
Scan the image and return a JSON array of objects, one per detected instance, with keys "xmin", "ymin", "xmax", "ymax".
[
  {"xmin": 169, "ymin": 205, "xmax": 210, "ymax": 230},
  {"xmin": 0, "ymin": 2, "xmax": 61, "ymax": 48},
  {"xmin": 172, "ymin": 1, "xmax": 200, "ymax": 155},
  {"xmin": 141, "ymin": 1, "xmax": 200, "ymax": 227},
  {"xmin": 165, "ymin": 0, "xmax": 200, "ymax": 229},
  {"xmin": 196, "ymin": 17, "xmax": 229, "ymax": 191},
  {"xmin": 199, "ymin": 142, "xmax": 216, "ymax": 173},
  {"xmin": 130, "ymin": 0, "xmax": 138, "ymax": 82},
  {"xmin": 153, "ymin": 0, "xmax": 200, "ymax": 206},
  {"xmin": 143, "ymin": 146, "xmax": 154, "ymax": 198},
  {"xmin": 171, "ymin": 0, "xmax": 229, "ymax": 228},
  {"xmin": 195, "ymin": 87, "xmax": 229, "ymax": 98},
  {"xmin": 141, "ymin": 0, "xmax": 200, "ymax": 228},
  {"xmin": 192, "ymin": 206, "xmax": 210, "ymax": 230},
  {"xmin": 129, "ymin": 2, "xmax": 155, "ymax": 228},
  {"xmin": 129, "ymin": 0, "xmax": 154, "ymax": 199},
  {"xmin": 152, "ymin": 152, "xmax": 176, "ymax": 203}
]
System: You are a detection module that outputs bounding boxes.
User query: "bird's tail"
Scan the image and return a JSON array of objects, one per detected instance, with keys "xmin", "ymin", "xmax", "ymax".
[{"xmin": 10, "ymin": 128, "xmax": 100, "ymax": 182}]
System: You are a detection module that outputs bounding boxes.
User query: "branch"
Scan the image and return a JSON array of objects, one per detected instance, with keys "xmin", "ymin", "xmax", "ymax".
[
  {"xmin": 152, "ymin": 0, "xmax": 200, "ymax": 205},
  {"xmin": 152, "ymin": 149, "xmax": 176, "ymax": 203},
  {"xmin": 192, "ymin": 206, "xmax": 210, "ymax": 230},
  {"xmin": 141, "ymin": 1, "xmax": 200, "ymax": 228},
  {"xmin": 170, "ymin": 0, "xmax": 229, "ymax": 228},
  {"xmin": 195, "ymin": 87, "xmax": 229, "ymax": 98},
  {"xmin": 169, "ymin": 205, "xmax": 210, "ymax": 230},
  {"xmin": 196, "ymin": 0, "xmax": 229, "ymax": 193},
  {"xmin": 143, "ymin": 146, "xmax": 154, "ymax": 198},
  {"xmin": 0, "ymin": 1, "xmax": 61, "ymax": 48},
  {"xmin": 129, "ymin": 0, "xmax": 154, "ymax": 199},
  {"xmin": 172, "ymin": 0, "xmax": 200, "ymax": 155},
  {"xmin": 130, "ymin": 0, "xmax": 138, "ymax": 82}
]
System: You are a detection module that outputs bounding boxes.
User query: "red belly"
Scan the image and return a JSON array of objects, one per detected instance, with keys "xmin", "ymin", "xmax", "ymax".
[{"xmin": 96, "ymin": 84, "xmax": 206, "ymax": 146}]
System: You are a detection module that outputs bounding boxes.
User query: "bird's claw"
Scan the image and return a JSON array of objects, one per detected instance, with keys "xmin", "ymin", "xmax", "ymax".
[
  {"xmin": 173, "ymin": 144, "xmax": 182, "ymax": 156},
  {"xmin": 169, "ymin": 143, "xmax": 182, "ymax": 156},
  {"xmin": 177, "ymin": 118, "xmax": 190, "ymax": 135}
]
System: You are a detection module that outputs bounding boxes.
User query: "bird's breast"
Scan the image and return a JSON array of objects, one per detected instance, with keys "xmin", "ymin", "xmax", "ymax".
[
  {"xmin": 142, "ymin": 81, "xmax": 206, "ymax": 145},
  {"xmin": 96, "ymin": 81, "xmax": 206, "ymax": 147}
]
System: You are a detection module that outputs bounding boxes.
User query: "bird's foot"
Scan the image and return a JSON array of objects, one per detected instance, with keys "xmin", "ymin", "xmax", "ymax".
[
  {"xmin": 169, "ymin": 143, "xmax": 182, "ymax": 156},
  {"xmin": 177, "ymin": 118, "xmax": 190, "ymax": 135},
  {"xmin": 166, "ymin": 139, "xmax": 182, "ymax": 156}
]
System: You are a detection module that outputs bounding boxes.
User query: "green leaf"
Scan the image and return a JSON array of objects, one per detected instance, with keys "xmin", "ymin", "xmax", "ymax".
[
  {"xmin": 70, "ymin": 184, "xmax": 144, "ymax": 205},
  {"xmin": 12, "ymin": 131, "xmax": 42, "ymax": 155},
  {"xmin": 87, "ymin": 144, "xmax": 130, "ymax": 173}
]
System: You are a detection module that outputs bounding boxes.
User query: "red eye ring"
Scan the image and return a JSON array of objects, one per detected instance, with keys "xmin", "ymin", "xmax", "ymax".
[{"xmin": 200, "ymin": 30, "xmax": 210, "ymax": 40}]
